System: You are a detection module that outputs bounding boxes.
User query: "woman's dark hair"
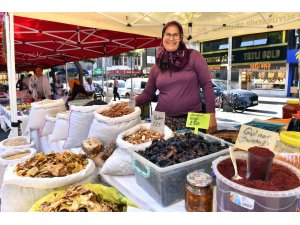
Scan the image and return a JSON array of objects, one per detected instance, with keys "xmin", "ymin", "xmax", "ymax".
[{"xmin": 161, "ymin": 21, "xmax": 184, "ymax": 39}]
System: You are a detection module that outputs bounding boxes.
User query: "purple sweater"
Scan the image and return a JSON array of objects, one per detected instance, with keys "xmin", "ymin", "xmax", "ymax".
[{"xmin": 136, "ymin": 49, "xmax": 216, "ymax": 116}]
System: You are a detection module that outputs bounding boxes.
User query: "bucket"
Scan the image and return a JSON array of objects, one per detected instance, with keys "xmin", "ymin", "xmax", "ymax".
[{"xmin": 212, "ymin": 151, "xmax": 300, "ymax": 212}]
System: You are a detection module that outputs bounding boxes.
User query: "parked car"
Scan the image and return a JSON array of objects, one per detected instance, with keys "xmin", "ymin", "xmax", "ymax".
[
  {"xmin": 124, "ymin": 77, "xmax": 148, "ymax": 98},
  {"xmin": 211, "ymin": 79, "xmax": 258, "ymax": 109}
]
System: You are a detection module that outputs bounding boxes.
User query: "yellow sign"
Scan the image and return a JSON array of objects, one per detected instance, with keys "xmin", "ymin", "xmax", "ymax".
[
  {"xmin": 234, "ymin": 125, "xmax": 279, "ymax": 151},
  {"xmin": 186, "ymin": 113, "xmax": 210, "ymax": 134}
]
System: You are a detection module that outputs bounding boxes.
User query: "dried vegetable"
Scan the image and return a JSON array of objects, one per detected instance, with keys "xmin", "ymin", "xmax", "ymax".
[
  {"xmin": 39, "ymin": 184, "xmax": 123, "ymax": 212},
  {"xmin": 99, "ymin": 103, "xmax": 134, "ymax": 118},
  {"xmin": 14, "ymin": 152, "xmax": 88, "ymax": 178},
  {"xmin": 3, "ymin": 138, "xmax": 28, "ymax": 146},
  {"xmin": 124, "ymin": 129, "xmax": 164, "ymax": 144}
]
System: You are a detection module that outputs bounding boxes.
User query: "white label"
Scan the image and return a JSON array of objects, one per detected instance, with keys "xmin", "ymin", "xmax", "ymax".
[
  {"xmin": 150, "ymin": 111, "xmax": 165, "ymax": 134},
  {"xmin": 230, "ymin": 192, "xmax": 255, "ymax": 210}
]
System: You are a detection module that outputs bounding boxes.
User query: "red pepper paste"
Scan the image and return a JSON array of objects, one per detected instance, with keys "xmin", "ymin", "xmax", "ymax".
[
  {"xmin": 248, "ymin": 146, "xmax": 275, "ymax": 158},
  {"xmin": 217, "ymin": 158, "xmax": 300, "ymax": 191}
]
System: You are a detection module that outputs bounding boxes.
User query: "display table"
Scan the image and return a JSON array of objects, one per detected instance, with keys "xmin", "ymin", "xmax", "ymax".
[{"xmin": 0, "ymin": 105, "xmax": 29, "ymax": 135}]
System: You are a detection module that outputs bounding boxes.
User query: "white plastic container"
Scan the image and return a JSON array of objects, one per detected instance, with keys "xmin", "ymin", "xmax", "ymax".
[
  {"xmin": 212, "ymin": 151, "xmax": 300, "ymax": 212},
  {"xmin": 131, "ymin": 132, "xmax": 232, "ymax": 207}
]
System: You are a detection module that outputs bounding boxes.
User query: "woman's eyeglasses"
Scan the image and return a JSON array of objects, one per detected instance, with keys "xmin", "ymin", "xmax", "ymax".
[{"xmin": 163, "ymin": 33, "xmax": 180, "ymax": 40}]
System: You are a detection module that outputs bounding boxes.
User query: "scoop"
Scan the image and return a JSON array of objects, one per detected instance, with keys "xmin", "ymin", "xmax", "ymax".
[{"xmin": 229, "ymin": 146, "xmax": 242, "ymax": 181}]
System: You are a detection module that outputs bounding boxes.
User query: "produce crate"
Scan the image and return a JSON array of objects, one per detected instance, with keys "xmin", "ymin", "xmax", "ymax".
[{"xmin": 131, "ymin": 132, "xmax": 232, "ymax": 207}]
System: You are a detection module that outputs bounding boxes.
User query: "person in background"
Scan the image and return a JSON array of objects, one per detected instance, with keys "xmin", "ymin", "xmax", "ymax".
[
  {"xmin": 29, "ymin": 66, "xmax": 52, "ymax": 100},
  {"xmin": 16, "ymin": 74, "xmax": 25, "ymax": 91},
  {"xmin": 135, "ymin": 21, "xmax": 217, "ymax": 133},
  {"xmin": 52, "ymin": 74, "xmax": 65, "ymax": 99},
  {"xmin": 84, "ymin": 77, "xmax": 96, "ymax": 95},
  {"xmin": 113, "ymin": 77, "xmax": 120, "ymax": 101},
  {"xmin": 22, "ymin": 73, "xmax": 32, "ymax": 90}
]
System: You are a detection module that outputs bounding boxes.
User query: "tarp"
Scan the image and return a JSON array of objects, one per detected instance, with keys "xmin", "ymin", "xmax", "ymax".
[
  {"xmin": 13, "ymin": 12, "xmax": 300, "ymax": 42},
  {"xmin": 0, "ymin": 15, "xmax": 161, "ymax": 71}
]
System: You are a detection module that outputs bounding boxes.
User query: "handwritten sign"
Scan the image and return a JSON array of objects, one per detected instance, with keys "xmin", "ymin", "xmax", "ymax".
[
  {"xmin": 105, "ymin": 94, "xmax": 113, "ymax": 103},
  {"xmin": 128, "ymin": 99, "xmax": 136, "ymax": 109},
  {"xmin": 150, "ymin": 111, "xmax": 165, "ymax": 134},
  {"xmin": 186, "ymin": 113, "xmax": 210, "ymax": 134},
  {"xmin": 234, "ymin": 125, "xmax": 279, "ymax": 151}
]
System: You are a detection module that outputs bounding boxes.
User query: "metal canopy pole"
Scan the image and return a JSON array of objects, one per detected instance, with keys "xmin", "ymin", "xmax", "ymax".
[
  {"xmin": 65, "ymin": 62, "xmax": 69, "ymax": 92},
  {"xmin": 5, "ymin": 12, "xmax": 19, "ymax": 137},
  {"xmin": 227, "ymin": 36, "xmax": 232, "ymax": 93}
]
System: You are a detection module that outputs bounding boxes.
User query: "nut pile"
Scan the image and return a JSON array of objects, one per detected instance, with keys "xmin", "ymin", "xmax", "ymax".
[
  {"xmin": 99, "ymin": 103, "xmax": 134, "ymax": 118},
  {"xmin": 3, "ymin": 138, "xmax": 29, "ymax": 146},
  {"xmin": 138, "ymin": 132, "xmax": 229, "ymax": 167},
  {"xmin": 14, "ymin": 152, "xmax": 88, "ymax": 178},
  {"xmin": 124, "ymin": 129, "xmax": 164, "ymax": 144},
  {"xmin": 4, "ymin": 152, "xmax": 30, "ymax": 160},
  {"xmin": 39, "ymin": 184, "xmax": 123, "ymax": 212}
]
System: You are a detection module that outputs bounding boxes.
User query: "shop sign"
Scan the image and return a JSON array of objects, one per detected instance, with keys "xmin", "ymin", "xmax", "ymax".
[
  {"xmin": 150, "ymin": 111, "xmax": 165, "ymax": 134},
  {"xmin": 250, "ymin": 63, "xmax": 271, "ymax": 70},
  {"xmin": 186, "ymin": 113, "xmax": 210, "ymax": 134},
  {"xmin": 203, "ymin": 46, "xmax": 287, "ymax": 65},
  {"xmin": 234, "ymin": 125, "xmax": 279, "ymax": 151}
]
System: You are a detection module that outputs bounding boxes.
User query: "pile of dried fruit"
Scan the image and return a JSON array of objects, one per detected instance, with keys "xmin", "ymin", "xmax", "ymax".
[
  {"xmin": 124, "ymin": 129, "xmax": 164, "ymax": 144},
  {"xmin": 3, "ymin": 138, "xmax": 28, "ymax": 146},
  {"xmin": 14, "ymin": 152, "xmax": 88, "ymax": 178},
  {"xmin": 39, "ymin": 184, "xmax": 123, "ymax": 212},
  {"xmin": 138, "ymin": 132, "xmax": 229, "ymax": 167},
  {"xmin": 99, "ymin": 103, "xmax": 134, "ymax": 118}
]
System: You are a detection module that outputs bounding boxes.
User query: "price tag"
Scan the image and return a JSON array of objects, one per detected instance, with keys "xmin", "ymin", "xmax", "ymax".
[
  {"xmin": 150, "ymin": 111, "xmax": 165, "ymax": 134},
  {"xmin": 105, "ymin": 94, "xmax": 113, "ymax": 103},
  {"xmin": 234, "ymin": 125, "xmax": 279, "ymax": 151},
  {"xmin": 128, "ymin": 99, "xmax": 136, "ymax": 109},
  {"xmin": 186, "ymin": 112, "xmax": 210, "ymax": 134}
]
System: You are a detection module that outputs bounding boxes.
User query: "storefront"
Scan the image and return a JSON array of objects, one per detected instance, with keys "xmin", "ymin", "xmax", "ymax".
[
  {"xmin": 286, "ymin": 49, "xmax": 299, "ymax": 97},
  {"xmin": 204, "ymin": 45, "xmax": 288, "ymax": 96}
]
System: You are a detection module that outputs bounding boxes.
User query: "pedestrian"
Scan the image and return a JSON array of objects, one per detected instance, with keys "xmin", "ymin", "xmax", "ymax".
[
  {"xmin": 29, "ymin": 66, "xmax": 52, "ymax": 100},
  {"xmin": 134, "ymin": 21, "xmax": 217, "ymax": 133},
  {"xmin": 113, "ymin": 77, "xmax": 120, "ymax": 101},
  {"xmin": 52, "ymin": 74, "xmax": 65, "ymax": 99},
  {"xmin": 16, "ymin": 74, "xmax": 25, "ymax": 91},
  {"xmin": 22, "ymin": 73, "xmax": 32, "ymax": 90}
]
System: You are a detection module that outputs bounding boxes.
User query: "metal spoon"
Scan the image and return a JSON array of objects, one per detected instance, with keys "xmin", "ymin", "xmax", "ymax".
[{"xmin": 229, "ymin": 146, "xmax": 243, "ymax": 181}]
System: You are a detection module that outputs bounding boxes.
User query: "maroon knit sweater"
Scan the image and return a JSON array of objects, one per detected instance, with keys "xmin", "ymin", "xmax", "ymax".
[{"xmin": 136, "ymin": 49, "xmax": 216, "ymax": 116}]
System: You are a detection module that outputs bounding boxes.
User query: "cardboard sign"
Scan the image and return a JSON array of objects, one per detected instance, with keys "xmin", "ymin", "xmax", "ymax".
[
  {"xmin": 186, "ymin": 113, "xmax": 210, "ymax": 134},
  {"xmin": 150, "ymin": 111, "xmax": 165, "ymax": 134},
  {"xmin": 234, "ymin": 125, "xmax": 279, "ymax": 151},
  {"xmin": 128, "ymin": 99, "xmax": 136, "ymax": 109},
  {"xmin": 105, "ymin": 94, "xmax": 113, "ymax": 103}
]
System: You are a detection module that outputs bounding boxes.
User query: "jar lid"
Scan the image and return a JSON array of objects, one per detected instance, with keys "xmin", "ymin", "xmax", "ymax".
[
  {"xmin": 286, "ymin": 100, "xmax": 300, "ymax": 104},
  {"xmin": 280, "ymin": 131, "xmax": 300, "ymax": 148},
  {"xmin": 187, "ymin": 171, "xmax": 212, "ymax": 187}
]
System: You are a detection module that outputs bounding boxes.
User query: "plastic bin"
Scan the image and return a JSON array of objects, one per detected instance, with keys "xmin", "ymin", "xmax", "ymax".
[
  {"xmin": 212, "ymin": 151, "xmax": 300, "ymax": 212},
  {"xmin": 131, "ymin": 132, "xmax": 231, "ymax": 207}
]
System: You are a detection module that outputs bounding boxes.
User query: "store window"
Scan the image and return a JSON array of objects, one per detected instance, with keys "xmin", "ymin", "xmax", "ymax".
[{"xmin": 240, "ymin": 34, "xmax": 268, "ymax": 47}]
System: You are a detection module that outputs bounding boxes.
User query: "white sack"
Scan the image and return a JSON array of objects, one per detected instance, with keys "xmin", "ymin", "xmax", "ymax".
[
  {"xmin": 1, "ymin": 159, "xmax": 98, "ymax": 212},
  {"xmin": 27, "ymin": 99, "xmax": 66, "ymax": 131},
  {"xmin": 48, "ymin": 111, "xmax": 70, "ymax": 143},
  {"xmin": 63, "ymin": 105, "xmax": 102, "ymax": 149},
  {"xmin": 88, "ymin": 106, "xmax": 141, "ymax": 145},
  {"xmin": 0, "ymin": 136, "xmax": 35, "ymax": 152},
  {"xmin": 0, "ymin": 148, "xmax": 37, "ymax": 198},
  {"xmin": 39, "ymin": 114, "xmax": 57, "ymax": 137}
]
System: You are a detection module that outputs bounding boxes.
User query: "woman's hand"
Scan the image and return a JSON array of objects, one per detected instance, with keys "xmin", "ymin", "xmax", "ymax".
[{"xmin": 207, "ymin": 113, "xmax": 217, "ymax": 134}]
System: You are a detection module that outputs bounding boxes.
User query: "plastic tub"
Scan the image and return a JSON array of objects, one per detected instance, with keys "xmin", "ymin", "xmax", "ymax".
[
  {"xmin": 212, "ymin": 151, "xmax": 300, "ymax": 212},
  {"xmin": 131, "ymin": 132, "xmax": 232, "ymax": 207}
]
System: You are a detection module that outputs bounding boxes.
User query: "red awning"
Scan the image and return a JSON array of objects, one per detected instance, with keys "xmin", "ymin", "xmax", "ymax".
[{"xmin": 0, "ymin": 15, "xmax": 161, "ymax": 71}]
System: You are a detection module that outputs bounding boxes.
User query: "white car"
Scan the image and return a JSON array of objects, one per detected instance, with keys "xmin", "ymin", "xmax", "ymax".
[
  {"xmin": 124, "ymin": 77, "xmax": 148, "ymax": 98},
  {"xmin": 102, "ymin": 80, "xmax": 127, "ymax": 97}
]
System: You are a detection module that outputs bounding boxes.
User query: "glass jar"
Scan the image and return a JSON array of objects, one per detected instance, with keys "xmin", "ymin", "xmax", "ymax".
[
  {"xmin": 282, "ymin": 100, "xmax": 300, "ymax": 119},
  {"xmin": 274, "ymin": 131, "xmax": 300, "ymax": 169},
  {"xmin": 185, "ymin": 171, "xmax": 213, "ymax": 212}
]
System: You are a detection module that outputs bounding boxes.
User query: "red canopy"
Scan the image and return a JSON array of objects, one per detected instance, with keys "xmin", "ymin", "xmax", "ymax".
[{"xmin": 0, "ymin": 15, "xmax": 161, "ymax": 71}]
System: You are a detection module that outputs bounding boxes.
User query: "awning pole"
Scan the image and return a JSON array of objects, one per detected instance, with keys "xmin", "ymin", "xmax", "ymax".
[
  {"xmin": 227, "ymin": 36, "xmax": 232, "ymax": 94},
  {"xmin": 5, "ymin": 12, "xmax": 18, "ymax": 137},
  {"xmin": 65, "ymin": 62, "xmax": 69, "ymax": 92},
  {"xmin": 105, "ymin": 56, "xmax": 108, "ymax": 95}
]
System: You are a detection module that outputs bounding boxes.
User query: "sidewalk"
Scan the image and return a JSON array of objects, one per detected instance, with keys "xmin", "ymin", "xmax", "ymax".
[{"xmin": 258, "ymin": 96, "xmax": 299, "ymax": 105}]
